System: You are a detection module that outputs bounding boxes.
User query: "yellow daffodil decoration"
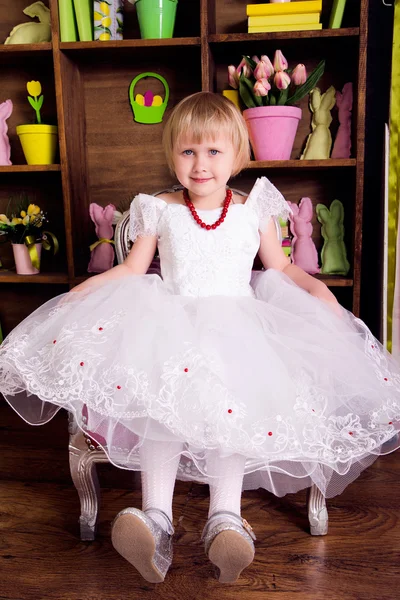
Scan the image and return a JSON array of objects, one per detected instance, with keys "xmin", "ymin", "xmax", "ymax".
[
  {"xmin": 0, "ymin": 198, "xmax": 58, "ymax": 270},
  {"xmin": 27, "ymin": 80, "xmax": 43, "ymax": 124},
  {"xmin": 94, "ymin": 0, "xmax": 124, "ymax": 41}
]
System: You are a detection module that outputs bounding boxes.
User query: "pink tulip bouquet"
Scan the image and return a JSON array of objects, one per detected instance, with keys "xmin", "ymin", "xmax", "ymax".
[{"xmin": 228, "ymin": 50, "xmax": 325, "ymax": 108}]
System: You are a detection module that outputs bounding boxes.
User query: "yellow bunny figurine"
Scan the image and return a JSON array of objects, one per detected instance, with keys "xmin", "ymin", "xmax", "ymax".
[
  {"xmin": 301, "ymin": 86, "xmax": 336, "ymax": 160},
  {"xmin": 4, "ymin": 1, "xmax": 51, "ymax": 45}
]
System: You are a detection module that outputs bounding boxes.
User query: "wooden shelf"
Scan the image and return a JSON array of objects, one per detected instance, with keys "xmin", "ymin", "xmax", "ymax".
[
  {"xmin": 0, "ymin": 42, "xmax": 52, "ymax": 53},
  {"xmin": 0, "ymin": 272, "xmax": 69, "ymax": 284},
  {"xmin": 60, "ymin": 37, "xmax": 201, "ymax": 51},
  {"xmin": 0, "ymin": 0, "xmax": 370, "ymax": 330},
  {"xmin": 209, "ymin": 28, "xmax": 360, "ymax": 43},
  {"xmin": 314, "ymin": 275, "xmax": 353, "ymax": 287},
  {"xmin": 0, "ymin": 165, "xmax": 61, "ymax": 173},
  {"xmin": 246, "ymin": 159, "xmax": 356, "ymax": 170}
]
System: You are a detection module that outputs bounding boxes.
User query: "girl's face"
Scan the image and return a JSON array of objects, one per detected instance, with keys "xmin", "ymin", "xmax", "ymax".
[{"xmin": 172, "ymin": 133, "xmax": 236, "ymax": 200}]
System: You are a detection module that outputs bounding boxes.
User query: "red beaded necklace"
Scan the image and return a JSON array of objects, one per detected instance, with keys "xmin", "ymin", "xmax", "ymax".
[{"xmin": 183, "ymin": 188, "xmax": 232, "ymax": 230}]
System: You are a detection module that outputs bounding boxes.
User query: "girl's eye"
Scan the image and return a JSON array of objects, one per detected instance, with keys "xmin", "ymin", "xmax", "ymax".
[
  {"xmin": 183, "ymin": 150, "xmax": 193, "ymax": 156},
  {"xmin": 210, "ymin": 149, "xmax": 219, "ymax": 156}
]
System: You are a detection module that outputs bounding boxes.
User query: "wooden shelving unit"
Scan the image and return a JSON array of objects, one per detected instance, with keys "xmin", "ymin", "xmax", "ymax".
[
  {"xmin": 0, "ymin": 0, "xmax": 368, "ymax": 335},
  {"xmin": 0, "ymin": 272, "xmax": 68, "ymax": 284},
  {"xmin": 0, "ymin": 164, "xmax": 61, "ymax": 172},
  {"xmin": 208, "ymin": 27, "xmax": 360, "ymax": 43},
  {"xmin": 246, "ymin": 159, "xmax": 357, "ymax": 170},
  {"xmin": 60, "ymin": 37, "xmax": 202, "ymax": 50}
]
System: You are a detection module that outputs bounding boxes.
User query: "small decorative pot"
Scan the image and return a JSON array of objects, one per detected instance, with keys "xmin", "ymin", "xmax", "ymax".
[
  {"xmin": 243, "ymin": 105, "xmax": 302, "ymax": 160},
  {"xmin": 16, "ymin": 124, "xmax": 58, "ymax": 165},
  {"xmin": 12, "ymin": 242, "xmax": 42, "ymax": 275}
]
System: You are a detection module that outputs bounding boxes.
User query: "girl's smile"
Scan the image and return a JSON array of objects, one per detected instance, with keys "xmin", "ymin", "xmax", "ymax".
[{"xmin": 191, "ymin": 177, "xmax": 213, "ymax": 184}]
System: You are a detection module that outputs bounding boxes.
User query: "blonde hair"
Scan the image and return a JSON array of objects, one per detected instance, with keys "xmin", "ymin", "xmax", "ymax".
[{"xmin": 162, "ymin": 92, "xmax": 250, "ymax": 177}]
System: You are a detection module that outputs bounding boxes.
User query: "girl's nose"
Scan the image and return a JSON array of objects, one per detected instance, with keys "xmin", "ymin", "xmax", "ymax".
[{"xmin": 193, "ymin": 156, "xmax": 207, "ymax": 172}]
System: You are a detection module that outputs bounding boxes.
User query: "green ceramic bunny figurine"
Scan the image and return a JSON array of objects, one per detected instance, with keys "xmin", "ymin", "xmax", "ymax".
[
  {"xmin": 301, "ymin": 86, "xmax": 336, "ymax": 160},
  {"xmin": 316, "ymin": 199, "xmax": 350, "ymax": 275}
]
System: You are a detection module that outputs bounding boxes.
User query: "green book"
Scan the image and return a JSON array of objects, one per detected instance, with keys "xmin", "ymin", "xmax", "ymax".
[
  {"xmin": 73, "ymin": 0, "xmax": 93, "ymax": 41},
  {"xmin": 329, "ymin": 0, "xmax": 348, "ymax": 28},
  {"xmin": 58, "ymin": 0, "xmax": 78, "ymax": 41}
]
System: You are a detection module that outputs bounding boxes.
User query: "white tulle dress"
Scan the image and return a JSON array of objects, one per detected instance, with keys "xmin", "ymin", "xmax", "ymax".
[{"xmin": 1, "ymin": 177, "xmax": 399, "ymax": 498}]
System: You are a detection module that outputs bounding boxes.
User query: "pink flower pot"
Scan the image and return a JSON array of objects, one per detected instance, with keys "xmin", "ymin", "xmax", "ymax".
[
  {"xmin": 12, "ymin": 242, "xmax": 42, "ymax": 275},
  {"xmin": 243, "ymin": 105, "xmax": 302, "ymax": 161}
]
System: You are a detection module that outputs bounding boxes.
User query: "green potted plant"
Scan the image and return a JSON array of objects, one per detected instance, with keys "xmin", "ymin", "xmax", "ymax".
[
  {"xmin": 228, "ymin": 51, "xmax": 325, "ymax": 160},
  {"xmin": 16, "ymin": 80, "xmax": 58, "ymax": 165}
]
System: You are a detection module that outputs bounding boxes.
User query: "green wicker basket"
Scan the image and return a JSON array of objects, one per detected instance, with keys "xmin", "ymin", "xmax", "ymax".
[{"xmin": 129, "ymin": 72, "xmax": 169, "ymax": 124}]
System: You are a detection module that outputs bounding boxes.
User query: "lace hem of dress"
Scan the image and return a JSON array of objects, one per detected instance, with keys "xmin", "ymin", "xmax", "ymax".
[{"xmin": 1, "ymin": 311, "xmax": 399, "ymax": 468}]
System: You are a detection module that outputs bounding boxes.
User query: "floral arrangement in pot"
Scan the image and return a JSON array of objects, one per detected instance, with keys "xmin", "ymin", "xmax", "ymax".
[
  {"xmin": 228, "ymin": 51, "xmax": 325, "ymax": 160},
  {"xmin": 16, "ymin": 80, "xmax": 58, "ymax": 165},
  {"xmin": 0, "ymin": 197, "xmax": 58, "ymax": 274}
]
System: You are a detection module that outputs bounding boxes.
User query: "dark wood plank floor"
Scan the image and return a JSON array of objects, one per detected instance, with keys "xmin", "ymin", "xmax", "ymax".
[{"xmin": 1, "ymin": 400, "xmax": 399, "ymax": 600}]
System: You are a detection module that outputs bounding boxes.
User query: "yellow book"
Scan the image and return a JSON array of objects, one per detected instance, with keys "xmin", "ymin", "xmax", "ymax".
[
  {"xmin": 247, "ymin": 1, "xmax": 322, "ymax": 17},
  {"xmin": 248, "ymin": 13, "xmax": 320, "ymax": 26},
  {"xmin": 248, "ymin": 23, "xmax": 323, "ymax": 33}
]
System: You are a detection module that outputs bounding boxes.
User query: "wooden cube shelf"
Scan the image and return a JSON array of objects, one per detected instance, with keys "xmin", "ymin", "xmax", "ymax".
[{"xmin": 0, "ymin": 0, "xmax": 368, "ymax": 336}]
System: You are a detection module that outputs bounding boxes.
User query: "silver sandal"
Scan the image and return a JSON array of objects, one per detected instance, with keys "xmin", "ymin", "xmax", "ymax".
[
  {"xmin": 111, "ymin": 507, "xmax": 174, "ymax": 583},
  {"xmin": 201, "ymin": 510, "xmax": 256, "ymax": 583}
]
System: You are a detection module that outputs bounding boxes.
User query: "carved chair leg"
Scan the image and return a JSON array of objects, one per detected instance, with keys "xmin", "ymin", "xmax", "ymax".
[
  {"xmin": 307, "ymin": 484, "xmax": 328, "ymax": 536},
  {"xmin": 68, "ymin": 414, "xmax": 109, "ymax": 541}
]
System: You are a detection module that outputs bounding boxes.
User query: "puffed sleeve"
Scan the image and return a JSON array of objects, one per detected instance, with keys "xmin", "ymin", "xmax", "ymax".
[
  {"xmin": 129, "ymin": 194, "xmax": 166, "ymax": 243},
  {"xmin": 246, "ymin": 177, "xmax": 292, "ymax": 233}
]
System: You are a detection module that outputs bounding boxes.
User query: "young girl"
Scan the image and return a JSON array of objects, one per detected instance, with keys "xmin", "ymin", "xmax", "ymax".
[{"xmin": 1, "ymin": 92, "xmax": 399, "ymax": 584}]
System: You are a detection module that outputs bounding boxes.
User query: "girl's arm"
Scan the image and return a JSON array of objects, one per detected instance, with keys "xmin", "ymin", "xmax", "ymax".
[
  {"xmin": 258, "ymin": 218, "xmax": 339, "ymax": 306},
  {"xmin": 71, "ymin": 235, "xmax": 158, "ymax": 293}
]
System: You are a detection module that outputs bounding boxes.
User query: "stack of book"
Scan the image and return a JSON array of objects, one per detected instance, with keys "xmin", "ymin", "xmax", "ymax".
[{"xmin": 247, "ymin": 1, "xmax": 322, "ymax": 34}]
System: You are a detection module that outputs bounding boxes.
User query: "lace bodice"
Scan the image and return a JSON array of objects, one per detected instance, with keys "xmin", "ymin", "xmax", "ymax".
[{"xmin": 129, "ymin": 177, "xmax": 291, "ymax": 297}]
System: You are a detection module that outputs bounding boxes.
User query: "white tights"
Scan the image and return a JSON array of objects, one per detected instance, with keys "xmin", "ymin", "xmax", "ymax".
[{"xmin": 139, "ymin": 439, "xmax": 246, "ymax": 531}]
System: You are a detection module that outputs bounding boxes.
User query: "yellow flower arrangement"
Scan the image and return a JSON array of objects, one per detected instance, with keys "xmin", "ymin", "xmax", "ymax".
[
  {"xmin": 0, "ymin": 196, "xmax": 59, "ymax": 271},
  {"xmin": 0, "ymin": 199, "xmax": 46, "ymax": 244}
]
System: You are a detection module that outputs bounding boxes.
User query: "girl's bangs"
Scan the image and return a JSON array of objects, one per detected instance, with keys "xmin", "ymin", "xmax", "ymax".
[{"xmin": 176, "ymin": 113, "xmax": 235, "ymax": 147}]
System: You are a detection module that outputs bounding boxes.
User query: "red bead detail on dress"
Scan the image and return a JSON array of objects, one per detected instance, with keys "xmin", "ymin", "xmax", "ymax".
[
  {"xmin": 99, "ymin": 327, "xmax": 103, "ymax": 331},
  {"xmin": 80, "ymin": 362, "xmax": 84, "ymax": 367},
  {"xmin": 53, "ymin": 340, "xmax": 56, "ymax": 344},
  {"xmin": 384, "ymin": 377, "xmax": 388, "ymax": 381},
  {"xmin": 389, "ymin": 422, "xmax": 393, "ymax": 425},
  {"xmin": 183, "ymin": 188, "xmax": 232, "ymax": 230},
  {"xmin": 371, "ymin": 345, "xmax": 375, "ymax": 349},
  {"xmin": 349, "ymin": 431, "xmax": 353, "ymax": 435},
  {"xmin": 312, "ymin": 409, "xmax": 315, "ymax": 412},
  {"xmin": 117, "ymin": 385, "xmax": 121, "ymax": 390},
  {"xmin": 268, "ymin": 431, "xmax": 273, "ymax": 436},
  {"xmin": 184, "ymin": 368, "xmax": 189, "ymax": 373},
  {"xmin": 228, "ymin": 409, "xmax": 232, "ymax": 414}
]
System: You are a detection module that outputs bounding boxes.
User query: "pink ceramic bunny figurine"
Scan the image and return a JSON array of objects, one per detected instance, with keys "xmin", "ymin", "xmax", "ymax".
[
  {"xmin": 331, "ymin": 82, "xmax": 353, "ymax": 159},
  {"xmin": 87, "ymin": 203, "xmax": 116, "ymax": 273},
  {"xmin": 0, "ymin": 99, "xmax": 13, "ymax": 166},
  {"xmin": 288, "ymin": 197, "xmax": 320, "ymax": 274}
]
